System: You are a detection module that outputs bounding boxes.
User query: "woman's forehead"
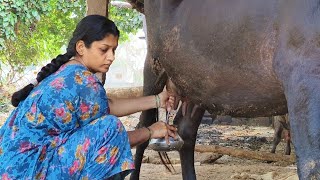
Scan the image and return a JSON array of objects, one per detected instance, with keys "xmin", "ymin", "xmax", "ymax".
[{"xmin": 97, "ymin": 34, "xmax": 118, "ymax": 47}]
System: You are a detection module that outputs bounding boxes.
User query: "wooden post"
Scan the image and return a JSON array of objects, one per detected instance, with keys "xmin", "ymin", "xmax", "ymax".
[
  {"xmin": 86, "ymin": 0, "xmax": 109, "ymax": 84},
  {"xmin": 86, "ymin": 0, "xmax": 109, "ymax": 16}
]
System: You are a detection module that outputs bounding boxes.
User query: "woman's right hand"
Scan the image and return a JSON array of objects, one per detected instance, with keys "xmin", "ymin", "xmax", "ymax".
[{"xmin": 148, "ymin": 121, "xmax": 178, "ymax": 144}]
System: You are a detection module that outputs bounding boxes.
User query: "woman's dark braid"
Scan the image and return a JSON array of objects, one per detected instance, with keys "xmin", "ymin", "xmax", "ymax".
[
  {"xmin": 36, "ymin": 53, "xmax": 73, "ymax": 82},
  {"xmin": 11, "ymin": 53, "xmax": 72, "ymax": 107},
  {"xmin": 11, "ymin": 40, "xmax": 77, "ymax": 107}
]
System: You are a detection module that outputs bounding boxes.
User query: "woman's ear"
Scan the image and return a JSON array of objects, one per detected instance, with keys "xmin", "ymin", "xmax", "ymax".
[{"xmin": 75, "ymin": 40, "xmax": 85, "ymax": 56}]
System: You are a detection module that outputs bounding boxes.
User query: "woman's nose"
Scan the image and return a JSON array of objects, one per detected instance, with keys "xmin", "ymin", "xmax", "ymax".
[{"xmin": 107, "ymin": 51, "xmax": 115, "ymax": 61}]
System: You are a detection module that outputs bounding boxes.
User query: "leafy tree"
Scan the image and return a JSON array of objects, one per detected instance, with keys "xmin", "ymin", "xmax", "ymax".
[
  {"xmin": 0, "ymin": 0, "xmax": 144, "ymax": 112},
  {"xmin": 0, "ymin": 0, "xmax": 143, "ymax": 86},
  {"xmin": 0, "ymin": 0, "xmax": 86, "ymax": 49},
  {"xmin": 109, "ymin": 0, "xmax": 143, "ymax": 41},
  {"xmin": 0, "ymin": 0, "xmax": 86, "ymax": 85}
]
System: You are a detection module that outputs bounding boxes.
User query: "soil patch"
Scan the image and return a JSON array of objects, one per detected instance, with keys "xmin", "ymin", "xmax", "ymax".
[{"xmin": 120, "ymin": 113, "xmax": 298, "ymax": 180}]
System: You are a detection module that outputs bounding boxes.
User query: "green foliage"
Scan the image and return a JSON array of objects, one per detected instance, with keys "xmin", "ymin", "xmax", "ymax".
[
  {"xmin": 109, "ymin": 0, "xmax": 143, "ymax": 41},
  {"xmin": 0, "ymin": 0, "xmax": 87, "ymax": 49},
  {"xmin": 0, "ymin": 0, "xmax": 85, "ymax": 85},
  {"xmin": 30, "ymin": 0, "xmax": 86, "ymax": 60},
  {"xmin": 0, "ymin": 0, "xmax": 143, "ymax": 86},
  {"xmin": 0, "ymin": 0, "xmax": 144, "ymax": 48},
  {"xmin": 0, "ymin": 0, "xmax": 49, "ymax": 49}
]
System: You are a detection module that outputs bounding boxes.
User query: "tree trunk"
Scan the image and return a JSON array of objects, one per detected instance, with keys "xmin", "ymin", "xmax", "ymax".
[
  {"xmin": 86, "ymin": 0, "xmax": 109, "ymax": 16},
  {"xmin": 86, "ymin": 0, "xmax": 109, "ymax": 85}
]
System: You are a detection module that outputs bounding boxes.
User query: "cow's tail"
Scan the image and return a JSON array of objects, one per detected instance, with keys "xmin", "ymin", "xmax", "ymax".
[{"xmin": 159, "ymin": 151, "xmax": 176, "ymax": 173}]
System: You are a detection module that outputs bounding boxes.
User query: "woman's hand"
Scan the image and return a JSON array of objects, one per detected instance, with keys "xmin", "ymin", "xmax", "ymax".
[
  {"xmin": 158, "ymin": 88, "xmax": 176, "ymax": 111},
  {"xmin": 148, "ymin": 121, "xmax": 178, "ymax": 144}
]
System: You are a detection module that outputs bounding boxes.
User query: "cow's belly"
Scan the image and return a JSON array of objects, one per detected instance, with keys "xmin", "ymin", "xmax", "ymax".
[
  {"xmin": 168, "ymin": 57, "xmax": 287, "ymax": 117},
  {"xmin": 163, "ymin": 47, "xmax": 287, "ymax": 117},
  {"xmin": 158, "ymin": 26, "xmax": 287, "ymax": 117},
  {"xmin": 149, "ymin": 0, "xmax": 287, "ymax": 117}
]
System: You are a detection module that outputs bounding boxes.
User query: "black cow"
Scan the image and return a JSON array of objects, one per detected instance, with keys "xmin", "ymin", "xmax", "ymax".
[{"xmin": 127, "ymin": 1, "xmax": 320, "ymax": 179}]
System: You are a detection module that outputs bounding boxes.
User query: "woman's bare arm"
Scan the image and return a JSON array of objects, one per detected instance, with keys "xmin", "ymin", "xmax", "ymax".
[
  {"xmin": 108, "ymin": 89, "xmax": 175, "ymax": 117},
  {"xmin": 108, "ymin": 95, "xmax": 157, "ymax": 117},
  {"xmin": 127, "ymin": 128, "xmax": 151, "ymax": 148}
]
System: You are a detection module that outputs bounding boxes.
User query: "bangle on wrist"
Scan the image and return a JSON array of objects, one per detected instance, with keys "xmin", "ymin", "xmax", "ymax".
[{"xmin": 155, "ymin": 94, "xmax": 160, "ymax": 108}]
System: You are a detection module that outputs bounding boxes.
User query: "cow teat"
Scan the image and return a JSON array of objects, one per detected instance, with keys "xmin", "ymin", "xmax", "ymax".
[{"xmin": 166, "ymin": 78, "xmax": 182, "ymax": 110}]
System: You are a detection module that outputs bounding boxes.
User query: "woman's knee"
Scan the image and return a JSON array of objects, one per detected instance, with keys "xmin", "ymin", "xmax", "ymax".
[
  {"xmin": 91, "ymin": 115, "xmax": 128, "ymax": 143},
  {"xmin": 98, "ymin": 115, "xmax": 124, "ymax": 132}
]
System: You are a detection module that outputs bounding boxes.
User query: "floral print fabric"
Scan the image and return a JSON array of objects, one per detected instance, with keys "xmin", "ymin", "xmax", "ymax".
[{"xmin": 0, "ymin": 64, "xmax": 134, "ymax": 179}]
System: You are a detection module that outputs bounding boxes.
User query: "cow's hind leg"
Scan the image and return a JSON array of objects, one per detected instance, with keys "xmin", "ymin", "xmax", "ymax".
[
  {"xmin": 284, "ymin": 129, "xmax": 291, "ymax": 155},
  {"xmin": 176, "ymin": 101, "xmax": 205, "ymax": 180},
  {"xmin": 271, "ymin": 118, "xmax": 283, "ymax": 154}
]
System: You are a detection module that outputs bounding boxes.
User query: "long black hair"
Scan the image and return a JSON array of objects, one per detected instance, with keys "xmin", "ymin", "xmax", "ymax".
[{"xmin": 11, "ymin": 15, "xmax": 120, "ymax": 107}]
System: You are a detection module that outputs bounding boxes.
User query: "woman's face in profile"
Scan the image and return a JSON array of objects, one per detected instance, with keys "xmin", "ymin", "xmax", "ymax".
[{"xmin": 82, "ymin": 34, "xmax": 119, "ymax": 73}]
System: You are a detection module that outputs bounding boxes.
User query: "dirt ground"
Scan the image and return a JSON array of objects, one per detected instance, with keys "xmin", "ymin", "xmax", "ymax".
[
  {"xmin": 133, "ymin": 154, "xmax": 298, "ymax": 180},
  {"xmin": 0, "ymin": 111, "xmax": 299, "ymax": 180},
  {"xmin": 120, "ymin": 113, "xmax": 299, "ymax": 180}
]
